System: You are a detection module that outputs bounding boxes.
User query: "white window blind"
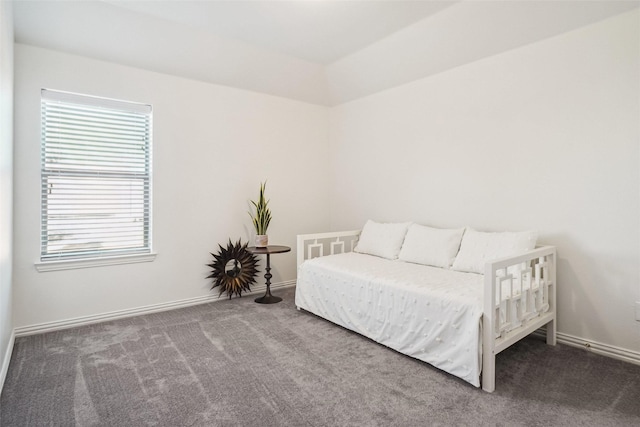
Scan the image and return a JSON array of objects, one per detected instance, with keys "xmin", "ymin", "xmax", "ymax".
[{"xmin": 41, "ymin": 89, "xmax": 152, "ymax": 262}]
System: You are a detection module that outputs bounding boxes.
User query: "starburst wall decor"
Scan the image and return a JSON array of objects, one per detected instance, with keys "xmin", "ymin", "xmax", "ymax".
[{"xmin": 207, "ymin": 239, "xmax": 259, "ymax": 299}]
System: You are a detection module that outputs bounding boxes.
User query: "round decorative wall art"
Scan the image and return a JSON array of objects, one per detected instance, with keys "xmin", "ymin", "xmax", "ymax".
[{"xmin": 207, "ymin": 239, "xmax": 259, "ymax": 299}]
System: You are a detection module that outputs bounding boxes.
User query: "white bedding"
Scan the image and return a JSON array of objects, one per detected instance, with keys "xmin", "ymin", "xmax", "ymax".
[{"xmin": 295, "ymin": 252, "xmax": 485, "ymax": 387}]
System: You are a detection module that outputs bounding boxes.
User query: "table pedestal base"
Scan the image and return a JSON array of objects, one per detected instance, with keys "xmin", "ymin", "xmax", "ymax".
[
  {"xmin": 255, "ymin": 294, "xmax": 282, "ymax": 304},
  {"xmin": 256, "ymin": 252, "xmax": 282, "ymax": 304}
]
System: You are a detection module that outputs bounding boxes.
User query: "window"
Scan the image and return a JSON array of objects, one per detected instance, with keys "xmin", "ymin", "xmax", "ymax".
[{"xmin": 39, "ymin": 89, "xmax": 152, "ymax": 268}]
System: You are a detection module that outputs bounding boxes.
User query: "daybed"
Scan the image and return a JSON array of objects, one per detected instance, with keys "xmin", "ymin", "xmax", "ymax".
[{"xmin": 295, "ymin": 221, "xmax": 556, "ymax": 392}]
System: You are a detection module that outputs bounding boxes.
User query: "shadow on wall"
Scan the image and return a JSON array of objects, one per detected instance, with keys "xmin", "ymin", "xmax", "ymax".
[{"xmin": 552, "ymin": 234, "xmax": 636, "ymax": 348}]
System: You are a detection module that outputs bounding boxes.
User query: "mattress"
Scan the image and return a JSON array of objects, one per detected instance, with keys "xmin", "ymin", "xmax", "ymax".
[{"xmin": 295, "ymin": 252, "xmax": 485, "ymax": 387}]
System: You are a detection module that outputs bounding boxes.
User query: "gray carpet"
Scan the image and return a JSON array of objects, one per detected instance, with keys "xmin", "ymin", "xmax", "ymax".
[{"xmin": 1, "ymin": 286, "xmax": 639, "ymax": 426}]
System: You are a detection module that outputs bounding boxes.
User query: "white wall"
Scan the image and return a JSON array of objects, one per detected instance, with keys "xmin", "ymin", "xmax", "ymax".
[
  {"xmin": 13, "ymin": 44, "xmax": 331, "ymax": 328},
  {"xmin": 0, "ymin": 0, "xmax": 14, "ymax": 386},
  {"xmin": 10, "ymin": 7, "xmax": 640, "ymax": 360},
  {"xmin": 329, "ymin": 11, "xmax": 640, "ymax": 352}
]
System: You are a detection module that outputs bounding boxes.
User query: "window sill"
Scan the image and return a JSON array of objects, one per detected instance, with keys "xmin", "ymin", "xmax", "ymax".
[{"xmin": 35, "ymin": 253, "xmax": 157, "ymax": 272}]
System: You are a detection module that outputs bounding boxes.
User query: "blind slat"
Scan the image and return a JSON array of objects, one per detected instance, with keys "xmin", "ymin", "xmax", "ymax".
[{"xmin": 44, "ymin": 144, "xmax": 148, "ymax": 157}]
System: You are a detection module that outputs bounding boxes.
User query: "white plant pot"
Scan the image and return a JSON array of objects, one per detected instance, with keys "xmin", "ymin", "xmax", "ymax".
[{"xmin": 256, "ymin": 235, "xmax": 269, "ymax": 248}]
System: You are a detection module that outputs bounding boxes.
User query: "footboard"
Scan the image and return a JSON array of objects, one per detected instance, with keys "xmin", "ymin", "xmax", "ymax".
[
  {"xmin": 482, "ymin": 246, "xmax": 557, "ymax": 392},
  {"xmin": 296, "ymin": 230, "xmax": 361, "ymax": 269}
]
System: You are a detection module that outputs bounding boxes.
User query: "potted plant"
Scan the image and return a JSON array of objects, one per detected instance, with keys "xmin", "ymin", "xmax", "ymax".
[{"xmin": 249, "ymin": 181, "xmax": 272, "ymax": 247}]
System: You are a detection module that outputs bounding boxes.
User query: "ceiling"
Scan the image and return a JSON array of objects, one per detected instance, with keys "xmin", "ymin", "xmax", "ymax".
[
  {"xmin": 12, "ymin": 0, "xmax": 640, "ymax": 106},
  {"xmin": 103, "ymin": 0, "xmax": 458, "ymax": 65}
]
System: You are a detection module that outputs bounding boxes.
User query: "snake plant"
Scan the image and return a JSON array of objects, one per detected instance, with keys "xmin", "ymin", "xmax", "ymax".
[{"xmin": 249, "ymin": 181, "xmax": 272, "ymax": 235}]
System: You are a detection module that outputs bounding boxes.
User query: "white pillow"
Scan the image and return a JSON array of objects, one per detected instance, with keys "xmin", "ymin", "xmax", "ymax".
[
  {"xmin": 354, "ymin": 220, "xmax": 411, "ymax": 260},
  {"xmin": 398, "ymin": 224, "xmax": 465, "ymax": 268},
  {"xmin": 451, "ymin": 229, "xmax": 538, "ymax": 274}
]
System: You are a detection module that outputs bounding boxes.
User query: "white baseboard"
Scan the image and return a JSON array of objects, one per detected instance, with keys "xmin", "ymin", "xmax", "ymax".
[
  {"xmin": 533, "ymin": 328, "xmax": 640, "ymax": 366},
  {"xmin": 14, "ymin": 280, "xmax": 296, "ymax": 337},
  {"xmin": 12, "ymin": 290, "xmax": 640, "ymax": 370},
  {"xmin": 0, "ymin": 329, "xmax": 16, "ymax": 393}
]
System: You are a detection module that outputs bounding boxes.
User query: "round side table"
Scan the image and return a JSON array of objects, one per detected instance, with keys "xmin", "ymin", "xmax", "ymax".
[{"xmin": 246, "ymin": 245, "xmax": 291, "ymax": 304}]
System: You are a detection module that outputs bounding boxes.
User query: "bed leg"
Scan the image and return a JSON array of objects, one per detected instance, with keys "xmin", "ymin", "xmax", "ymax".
[
  {"xmin": 546, "ymin": 319, "xmax": 556, "ymax": 346},
  {"xmin": 296, "ymin": 306, "xmax": 301, "ymax": 311},
  {"xmin": 482, "ymin": 353, "xmax": 496, "ymax": 393}
]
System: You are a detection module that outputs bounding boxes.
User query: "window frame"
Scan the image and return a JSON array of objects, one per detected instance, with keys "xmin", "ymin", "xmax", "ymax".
[{"xmin": 36, "ymin": 89, "xmax": 155, "ymax": 271}]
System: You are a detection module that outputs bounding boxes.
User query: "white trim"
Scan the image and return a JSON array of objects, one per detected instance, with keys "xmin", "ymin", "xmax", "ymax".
[
  {"xmin": 14, "ymin": 280, "xmax": 296, "ymax": 337},
  {"xmin": 532, "ymin": 328, "xmax": 640, "ymax": 366},
  {"xmin": 35, "ymin": 253, "xmax": 157, "ymax": 272},
  {"xmin": 41, "ymin": 88, "xmax": 152, "ymax": 114},
  {"xmin": 8, "ymin": 296, "xmax": 640, "ymax": 374},
  {"xmin": 0, "ymin": 329, "xmax": 16, "ymax": 394}
]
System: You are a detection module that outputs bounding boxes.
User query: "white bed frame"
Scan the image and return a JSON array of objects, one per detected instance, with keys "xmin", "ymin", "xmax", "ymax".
[{"xmin": 296, "ymin": 230, "xmax": 556, "ymax": 392}]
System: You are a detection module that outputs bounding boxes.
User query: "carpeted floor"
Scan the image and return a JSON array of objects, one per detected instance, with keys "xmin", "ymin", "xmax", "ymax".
[{"xmin": 1, "ymin": 286, "xmax": 639, "ymax": 426}]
